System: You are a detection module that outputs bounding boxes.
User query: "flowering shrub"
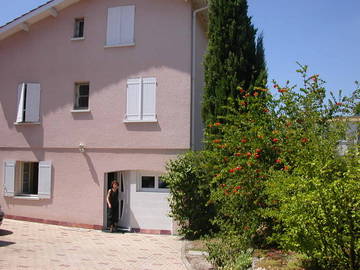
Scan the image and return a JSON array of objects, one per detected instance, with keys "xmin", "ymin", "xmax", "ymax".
[
  {"xmin": 162, "ymin": 151, "xmax": 217, "ymax": 239},
  {"xmin": 164, "ymin": 65, "xmax": 360, "ymax": 269},
  {"xmin": 262, "ymin": 65, "xmax": 360, "ymax": 269}
]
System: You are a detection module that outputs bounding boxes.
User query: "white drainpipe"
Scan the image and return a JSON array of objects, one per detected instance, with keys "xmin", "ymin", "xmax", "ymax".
[{"xmin": 191, "ymin": 5, "xmax": 208, "ymax": 150}]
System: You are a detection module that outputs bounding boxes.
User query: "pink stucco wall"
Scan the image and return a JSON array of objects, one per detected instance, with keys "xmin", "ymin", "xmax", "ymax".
[
  {"xmin": 0, "ymin": 0, "xmax": 192, "ymax": 149},
  {"xmin": 0, "ymin": 0, "xmax": 196, "ymax": 228}
]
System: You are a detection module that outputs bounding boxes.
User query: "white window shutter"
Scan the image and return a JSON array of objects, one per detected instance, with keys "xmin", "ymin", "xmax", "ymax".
[
  {"xmin": 106, "ymin": 7, "xmax": 122, "ymax": 46},
  {"xmin": 4, "ymin": 161, "xmax": 15, "ymax": 197},
  {"xmin": 126, "ymin": 78, "xmax": 141, "ymax": 120},
  {"xmin": 142, "ymin": 78, "xmax": 156, "ymax": 121},
  {"xmin": 16, "ymin": 83, "xmax": 25, "ymax": 123},
  {"xmin": 38, "ymin": 161, "xmax": 52, "ymax": 199},
  {"xmin": 120, "ymin": 5, "xmax": 135, "ymax": 44},
  {"xmin": 25, "ymin": 83, "xmax": 40, "ymax": 122}
]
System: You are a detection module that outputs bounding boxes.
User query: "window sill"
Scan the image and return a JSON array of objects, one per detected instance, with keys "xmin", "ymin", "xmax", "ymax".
[
  {"xmin": 14, "ymin": 195, "xmax": 40, "ymax": 200},
  {"xmin": 124, "ymin": 118, "xmax": 157, "ymax": 123},
  {"xmin": 71, "ymin": 109, "xmax": 91, "ymax": 113},
  {"xmin": 71, "ymin": 37, "xmax": 85, "ymax": 41},
  {"xmin": 14, "ymin": 122, "xmax": 41, "ymax": 126},
  {"xmin": 138, "ymin": 189, "xmax": 169, "ymax": 193},
  {"xmin": 104, "ymin": 43, "xmax": 135, "ymax": 48}
]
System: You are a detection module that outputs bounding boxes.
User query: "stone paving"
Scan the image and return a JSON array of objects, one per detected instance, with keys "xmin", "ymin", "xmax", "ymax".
[{"xmin": 0, "ymin": 219, "xmax": 187, "ymax": 270}]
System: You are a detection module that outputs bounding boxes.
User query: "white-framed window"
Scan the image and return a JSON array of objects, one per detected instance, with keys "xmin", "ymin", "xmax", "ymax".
[
  {"xmin": 16, "ymin": 83, "xmax": 41, "ymax": 123},
  {"xmin": 125, "ymin": 77, "xmax": 157, "ymax": 122},
  {"xmin": 106, "ymin": 5, "xmax": 135, "ymax": 47},
  {"xmin": 74, "ymin": 82, "xmax": 90, "ymax": 110},
  {"xmin": 3, "ymin": 160, "xmax": 52, "ymax": 199},
  {"xmin": 73, "ymin": 17, "xmax": 85, "ymax": 38},
  {"xmin": 138, "ymin": 174, "xmax": 168, "ymax": 192}
]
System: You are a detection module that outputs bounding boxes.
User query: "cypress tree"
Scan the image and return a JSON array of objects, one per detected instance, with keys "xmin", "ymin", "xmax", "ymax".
[{"xmin": 202, "ymin": 0, "xmax": 268, "ymax": 125}]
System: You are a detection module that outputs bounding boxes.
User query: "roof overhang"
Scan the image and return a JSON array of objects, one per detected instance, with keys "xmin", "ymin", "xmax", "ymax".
[{"xmin": 0, "ymin": 0, "xmax": 80, "ymax": 41}]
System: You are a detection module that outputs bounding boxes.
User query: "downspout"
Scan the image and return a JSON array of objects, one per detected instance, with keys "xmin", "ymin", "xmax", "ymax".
[{"xmin": 191, "ymin": 5, "xmax": 208, "ymax": 150}]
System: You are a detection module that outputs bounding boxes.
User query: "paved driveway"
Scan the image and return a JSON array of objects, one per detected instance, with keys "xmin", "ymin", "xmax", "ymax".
[{"xmin": 0, "ymin": 219, "xmax": 187, "ymax": 270}]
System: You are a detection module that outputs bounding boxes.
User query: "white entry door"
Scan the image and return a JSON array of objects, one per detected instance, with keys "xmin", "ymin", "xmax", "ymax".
[{"xmin": 118, "ymin": 172, "xmax": 130, "ymax": 230}]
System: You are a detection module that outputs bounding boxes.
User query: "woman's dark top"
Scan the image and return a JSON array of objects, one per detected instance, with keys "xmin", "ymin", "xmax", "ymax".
[
  {"xmin": 108, "ymin": 189, "xmax": 119, "ymax": 226},
  {"xmin": 109, "ymin": 189, "xmax": 119, "ymax": 207}
]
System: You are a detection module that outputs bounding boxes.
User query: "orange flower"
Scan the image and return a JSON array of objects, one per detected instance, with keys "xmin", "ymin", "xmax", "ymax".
[
  {"xmin": 253, "ymin": 92, "xmax": 259, "ymax": 97},
  {"xmin": 214, "ymin": 122, "xmax": 221, "ymax": 126},
  {"xmin": 300, "ymin": 138, "xmax": 309, "ymax": 143},
  {"xmin": 278, "ymin": 88, "xmax": 288, "ymax": 93},
  {"xmin": 255, "ymin": 149, "xmax": 261, "ymax": 153},
  {"xmin": 212, "ymin": 139, "xmax": 221, "ymax": 143},
  {"xmin": 275, "ymin": 159, "xmax": 282, "ymax": 164},
  {"xmin": 234, "ymin": 153, "xmax": 242, "ymax": 157},
  {"xmin": 241, "ymin": 138, "xmax": 248, "ymax": 143}
]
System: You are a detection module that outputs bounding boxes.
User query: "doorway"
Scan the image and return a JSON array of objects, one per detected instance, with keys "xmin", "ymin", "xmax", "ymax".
[{"xmin": 106, "ymin": 171, "xmax": 130, "ymax": 231}]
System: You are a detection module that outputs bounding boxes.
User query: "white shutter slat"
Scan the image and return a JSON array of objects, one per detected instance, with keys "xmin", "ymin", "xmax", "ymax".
[
  {"xmin": 142, "ymin": 78, "xmax": 156, "ymax": 120},
  {"xmin": 126, "ymin": 78, "xmax": 141, "ymax": 120},
  {"xmin": 106, "ymin": 7, "xmax": 122, "ymax": 46},
  {"xmin": 16, "ymin": 83, "xmax": 25, "ymax": 123},
  {"xmin": 25, "ymin": 83, "xmax": 40, "ymax": 122},
  {"xmin": 120, "ymin": 5, "xmax": 135, "ymax": 44},
  {"xmin": 4, "ymin": 161, "xmax": 15, "ymax": 197},
  {"xmin": 38, "ymin": 161, "xmax": 52, "ymax": 199}
]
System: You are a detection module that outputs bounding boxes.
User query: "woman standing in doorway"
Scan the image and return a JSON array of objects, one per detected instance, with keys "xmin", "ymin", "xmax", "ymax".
[{"xmin": 107, "ymin": 180, "xmax": 119, "ymax": 232}]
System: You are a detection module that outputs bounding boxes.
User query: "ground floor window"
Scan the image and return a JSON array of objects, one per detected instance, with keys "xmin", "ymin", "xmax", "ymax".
[
  {"xmin": 18, "ymin": 161, "xmax": 39, "ymax": 195},
  {"xmin": 4, "ymin": 160, "xmax": 52, "ymax": 199},
  {"xmin": 139, "ymin": 173, "xmax": 168, "ymax": 192}
]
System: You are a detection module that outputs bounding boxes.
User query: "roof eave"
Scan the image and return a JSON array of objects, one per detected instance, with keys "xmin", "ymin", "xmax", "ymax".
[{"xmin": 0, "ymin": 0, "xmax": 80, "ymax": 41}]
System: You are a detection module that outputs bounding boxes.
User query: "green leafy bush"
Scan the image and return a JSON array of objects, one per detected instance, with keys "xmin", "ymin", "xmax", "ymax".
[
  {"xmin": 262, "ymin": 66, "xmax": 360, "ymax": 269},
  {"xmin": 162, "ymin": 151, "xmax": 217, "ymax": 239},
  {"xmin": 206, "ymin": 234, "xmax": 253, "ymax": 269}
]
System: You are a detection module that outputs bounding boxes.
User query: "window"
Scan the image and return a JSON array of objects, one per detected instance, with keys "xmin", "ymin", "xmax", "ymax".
[
  {"xmin": 158, "ymin": 177, "xmax": 168, "ymax": 189},
  {"xmin": 106, "ymin": 5, "xmax": 135, "ymax": 47},
  {"xmin": 73, "ymin": 18, "xmax": 84, "ymax": 38},
  {"xmin": 139, "ymin": 174, "xmax": 168, "ymax": 192},
  {"xmin": 16, "ymin": 83, "xmax": 41, "ymax": 123},
  {"xmin": 74, "ymin": 83, "xmax": 89, "ymax": 110},
  {"xmin": 125, "ymin": 77, "xmax": 157, "ymax": 122},
  {"xmin": 4, "ymin": 161, "xmax": 52, "ymax": 199},
  {"xmin": 19, "ymin": 162, "xmax": 39, "ymax": 195}
]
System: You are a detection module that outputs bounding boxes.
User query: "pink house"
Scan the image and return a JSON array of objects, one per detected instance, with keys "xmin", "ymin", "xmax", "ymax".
[{"xmin": 0, "ymin": 0, "xmax": 207, "ymax": 234}]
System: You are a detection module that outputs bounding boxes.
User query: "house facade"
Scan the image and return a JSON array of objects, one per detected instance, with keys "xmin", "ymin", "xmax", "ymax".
[{"xmin": 0, "ymin": 0, "xmax": 207, "ymax": 234}]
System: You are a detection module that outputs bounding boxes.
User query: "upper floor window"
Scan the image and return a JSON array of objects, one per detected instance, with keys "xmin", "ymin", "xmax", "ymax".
[
  {"xmin": 74, "ymin": 83, "xmax": 90, "ymax": 110},
  {"xmin": 125, "ymin": 77, "xmax": 157, "ymax": 122},
  {"xmin": 73, "ymin": 18, "xmax": 84, "ymax": 38},
  {"xmin": 16, "ymin": 83, "xmax": 41, "ymax": 124},
  {"xmin": 106, "ymin": 5, "xmax": 135, "ymax": 47}
]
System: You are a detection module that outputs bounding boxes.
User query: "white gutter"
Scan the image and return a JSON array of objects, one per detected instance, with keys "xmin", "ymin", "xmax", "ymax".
[{"xmin": 191, "ymin": 5, "xmax": 208, "ymax": 150}]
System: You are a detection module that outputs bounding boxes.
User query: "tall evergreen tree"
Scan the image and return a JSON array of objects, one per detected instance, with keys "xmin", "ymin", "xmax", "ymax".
[{"xmin": 202, "ymin": 0, "xmax": 268, "ymax": 125}]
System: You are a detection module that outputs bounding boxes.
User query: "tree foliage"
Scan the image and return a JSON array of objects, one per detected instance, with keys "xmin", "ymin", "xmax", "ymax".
[{"xmin": 202, "ymin": 0, "xmax": 268, "ymax": 125}]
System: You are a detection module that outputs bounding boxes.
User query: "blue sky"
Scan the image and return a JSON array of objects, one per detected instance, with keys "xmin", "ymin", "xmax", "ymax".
[{"xmin": 1, "ymin": 0, "xmax": 359, "ymax": 98}]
